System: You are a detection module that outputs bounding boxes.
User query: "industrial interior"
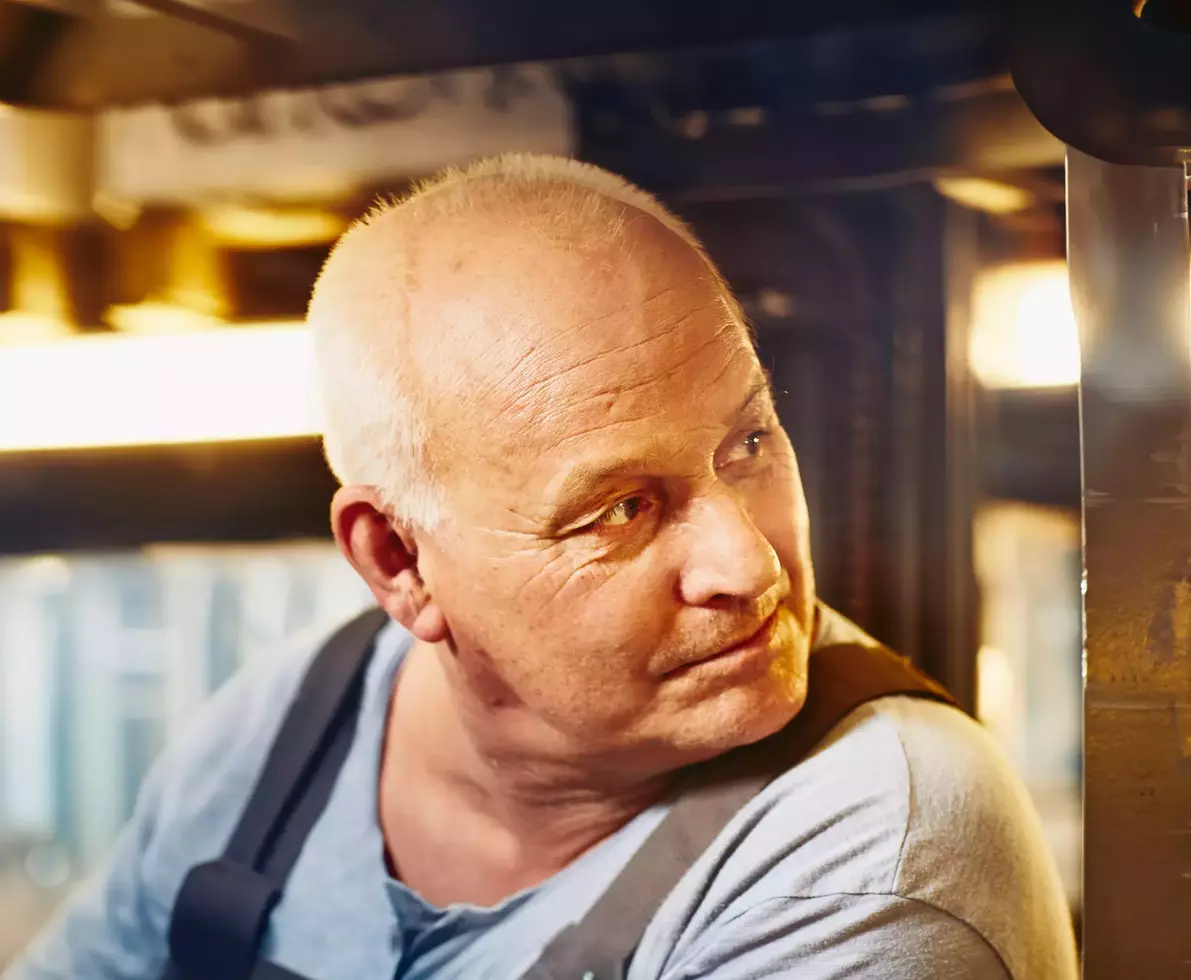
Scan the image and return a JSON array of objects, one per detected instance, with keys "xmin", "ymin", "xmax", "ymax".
[{"xmin": 0, "ymin": 1, "xmax": 1182, "ymax": 975}]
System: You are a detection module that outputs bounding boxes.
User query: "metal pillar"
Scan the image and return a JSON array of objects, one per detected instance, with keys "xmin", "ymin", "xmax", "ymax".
[{"xmin": 1067, "ymin": 147, "xmax": 1191, "ymax": 976}]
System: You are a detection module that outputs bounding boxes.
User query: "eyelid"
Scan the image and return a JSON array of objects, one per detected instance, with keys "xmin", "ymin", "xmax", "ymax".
[
  {"xmin": 717, "ymin": 426, "xmax": 771, "ymax": 463},
  {"xmin": 555, "ymin": 493, "xmax": 628, "ymax": 534},
  {"xmin": 585, "ymin": 491, "xmax": 658, "ymax": 533}
]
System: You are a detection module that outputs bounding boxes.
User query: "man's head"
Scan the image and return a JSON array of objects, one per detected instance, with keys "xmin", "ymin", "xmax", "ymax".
[{"xmin": 309, "ymin": 154, "xmax": 815, "ymax": 780}]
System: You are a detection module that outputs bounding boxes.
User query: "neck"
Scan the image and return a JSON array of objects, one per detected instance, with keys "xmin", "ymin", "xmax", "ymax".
[{"xmin": 377, "ymin": 639, "xmax": 672, "ymax": 907}]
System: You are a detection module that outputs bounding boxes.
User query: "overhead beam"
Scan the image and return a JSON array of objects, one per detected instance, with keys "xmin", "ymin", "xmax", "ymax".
[
  {"xmin": 0, "ymin": 439, "xmax": 336, "ymax": 553},
  {"xmin": 583, "ymin": 85, "xmax": 1064, "ymax": 199},
  {"xmin": 5, "ymin": 0, "xmax": 1003, "ymax": 108},
  {"xmin": 118, "ymin": 0, "xmax": 298, "ymax": 46}
]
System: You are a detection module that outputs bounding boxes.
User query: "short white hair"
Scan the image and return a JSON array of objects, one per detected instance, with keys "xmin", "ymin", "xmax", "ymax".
[{"xmin": 308, "ymin": 153, "xmax": 710, "ymax": 529}]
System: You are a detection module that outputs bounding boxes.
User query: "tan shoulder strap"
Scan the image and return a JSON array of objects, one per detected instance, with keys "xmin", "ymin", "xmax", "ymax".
[
  {"xmin": 523, "ymin": 641, "xmax": 959, "ymax": 980},
  {"xmin": 685, "ymin": 639, "xmax": 958, "ymax": 794},
  {"xmin": 755, "ymin": 640, "xmax": 958, "ymax": 770}
]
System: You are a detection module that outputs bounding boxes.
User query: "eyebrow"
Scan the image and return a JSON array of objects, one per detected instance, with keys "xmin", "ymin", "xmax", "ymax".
[
  {"xmin": 734, "ymin": 370, "xmax": 776, "ymax": 422},
  {"xmin": 544, "ymin": 441, "xmax": 672, "ymax": 532},
  {"xmin": 542, "ymin": 370, "xmax": 777, "ymax": 532}
]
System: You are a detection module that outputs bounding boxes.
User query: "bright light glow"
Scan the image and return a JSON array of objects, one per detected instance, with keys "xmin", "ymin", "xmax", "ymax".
[
  {"xmin": 103, "ymin": 301, "xmax": 224, "ymax": 335},
  {"xmin": 975, "ymin": 643, "xmax": 1018, "ymax": 740},
  {"xmin": 0, "ymin": 323, "xmax": 323, "ymax": 452},
  {"xmin": 933, "ymin": 176, "xmax": 1033, "ymax": 215},
  {"xmin": 199, "ymin": 206, "xmax": 347, "ymax": 247},
  {"xmin": 969, "ymin": 260, "xmax": 1081, "ymax": 389},
  {"xmin": 0, "ymin": 312, "xmax": 75, "ymax": 344}
]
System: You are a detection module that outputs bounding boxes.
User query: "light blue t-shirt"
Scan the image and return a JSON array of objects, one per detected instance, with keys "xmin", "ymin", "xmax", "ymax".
[{"xmin": 5, "ymin": 608, "xmax": 1078, "ymax": 980}]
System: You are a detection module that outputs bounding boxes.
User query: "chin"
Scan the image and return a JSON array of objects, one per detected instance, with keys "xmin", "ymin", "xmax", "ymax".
[{"xmin": 666, "ymin": 673, "xmax": 808, "ymax": 767}]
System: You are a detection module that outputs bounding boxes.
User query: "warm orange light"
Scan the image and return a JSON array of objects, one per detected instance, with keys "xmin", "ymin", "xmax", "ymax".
[
  {"xmin": 970, "ymin": 260, "xmax": 1081, "ymax": 389},
  {"xmin": 0, "ymin": 322, "xmax": 322, "ymax": 452},
  {"xmin": 933, "ymin": 176, "xmax": 1034, "ymax": 215},
  {"xmin": 199, "ymin": 206, "xmax": 347, "ymax": 248}
]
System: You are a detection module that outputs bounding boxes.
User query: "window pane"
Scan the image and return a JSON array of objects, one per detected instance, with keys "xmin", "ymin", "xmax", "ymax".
[{"xmin": 0, "ymin": 542, "xmax": 373, "ymax": 964}]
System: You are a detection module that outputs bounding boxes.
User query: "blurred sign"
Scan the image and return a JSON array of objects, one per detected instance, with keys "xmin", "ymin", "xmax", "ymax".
[{"xmin": 98, "ymin": 64, "xmax": 573, "ymax": 205}]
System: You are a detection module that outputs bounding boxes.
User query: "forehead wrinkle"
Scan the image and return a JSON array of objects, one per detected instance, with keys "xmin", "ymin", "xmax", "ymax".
[
  {"xmin": 499, "ymin": 305, "xmax": 746, "ymax": 430},
  {"xmin": 545, "ymin": 357, "xmax": 762, "ymax": 464},
  {"xmin": 439, "ymin": 316, "xmax": 758, "ymax": 493},
  {"xmin": 490, "ymin": 324, "xmax": 690, "ymax": 424},
  {"xmin": 550, "ymin": 372, "xmax": 767, "ymax": 494},
  {"xmin": 411, "ymin": 203, "xmax": 738, "ymax": 409}
]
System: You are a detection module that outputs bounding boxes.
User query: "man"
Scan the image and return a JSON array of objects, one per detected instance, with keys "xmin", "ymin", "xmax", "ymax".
[{"xmin": 5, "ymin": 155, "xmax": 1077, "ymax": 979}]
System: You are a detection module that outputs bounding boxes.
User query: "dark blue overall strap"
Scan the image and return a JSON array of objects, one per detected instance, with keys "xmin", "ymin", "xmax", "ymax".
[
  {"xmin": 522, "ymin": 640, "xmax": 958, "ymax": 980},
  {"xmin": 163, "ymin": 607, "xmax": 391, "ymax": 980}
]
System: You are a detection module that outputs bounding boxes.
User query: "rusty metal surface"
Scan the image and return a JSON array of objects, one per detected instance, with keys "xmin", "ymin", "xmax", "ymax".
[{"xmin": 1067, "ymin": 147, "xmax": 1191, "ymax": 976}]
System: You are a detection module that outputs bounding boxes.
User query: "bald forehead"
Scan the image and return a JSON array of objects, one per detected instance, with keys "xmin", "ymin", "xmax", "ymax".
[
  {"xmin": 313, "ymin": 181, "xmax": 744, "ymax": 460},
  {"xmin": 326, "ymin": 170, "xmax": 709, "ymax": 291},
  {"xmin": 407, "ymin": 208, "xmax": 728, "ymax": 384}
]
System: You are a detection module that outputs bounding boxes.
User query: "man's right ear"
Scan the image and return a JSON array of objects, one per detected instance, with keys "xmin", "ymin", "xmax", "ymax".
[{"xmin": 329, "ymin": 486, "xmax": 448, "ymax": 644}]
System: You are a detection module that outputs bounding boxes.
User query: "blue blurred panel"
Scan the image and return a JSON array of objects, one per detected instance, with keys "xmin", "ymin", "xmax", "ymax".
[{"xmin": 0, "ymin": 543, "xmax": 372, "ymax": 913}]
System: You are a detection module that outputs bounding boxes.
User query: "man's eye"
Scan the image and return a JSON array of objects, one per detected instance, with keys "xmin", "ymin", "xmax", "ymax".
[
  {"xmin": 730, "ymin": 429, "xmax": 770, "ymax": 462},
  {"xmin": 743, "ymin": 430, "xmax": 768, "ymax": 457},
  {"xmin": 592, "ymin": 496, "xmax": 650, "ymax": 529}
]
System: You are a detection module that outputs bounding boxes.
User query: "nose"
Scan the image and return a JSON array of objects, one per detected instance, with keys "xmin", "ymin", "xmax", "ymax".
[{"xmin": 678, "ymin": 485, "xmax": 782, "ymax": 607}]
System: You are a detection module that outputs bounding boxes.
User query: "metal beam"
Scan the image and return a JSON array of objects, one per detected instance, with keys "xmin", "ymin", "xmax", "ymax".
[
  {"xmin": 584, "ymin": 86, "xmax": 1063, "ymax": 200},
  {"xmin": 119, "ymin": 0, "xmax": 297, "ymax": 45},
  {"xmin": 0, "ymin": 438, "xmax": 336, "ymax": 552}
]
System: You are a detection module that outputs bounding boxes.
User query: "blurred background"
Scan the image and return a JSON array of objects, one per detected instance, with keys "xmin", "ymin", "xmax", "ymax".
[{"xmin": 0, "ymin": 0, "xmax": 1083, "ymax": 964}]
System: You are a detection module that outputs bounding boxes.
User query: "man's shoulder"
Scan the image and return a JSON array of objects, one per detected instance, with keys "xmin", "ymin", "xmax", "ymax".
[
  {"xmin": 883, "ymin": 696, "xmax": 1078, "ymax": 978},
  {"xmin": 712, "ymin": 694, "xmax": 973, "ymax": 899},
  {"xmin": 660, "ymin": 693, "xmax": 1076, "ymax": 977}
]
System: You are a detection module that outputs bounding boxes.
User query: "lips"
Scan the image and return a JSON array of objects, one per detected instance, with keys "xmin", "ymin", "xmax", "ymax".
[
  {"xmin": 715, "ymin": 609, "xmax": 779, "ymax": 657},
  {"xmin": 666, "ymin": 608, "xmax": 781, "ymax": 676}
]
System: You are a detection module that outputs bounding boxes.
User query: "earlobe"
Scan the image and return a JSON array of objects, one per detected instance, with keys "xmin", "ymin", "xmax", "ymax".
[
  {"xmin": 330, "ymin": 486, "xmax": 450, "ymax": 642},
  {"xmin": 410, "ymin": 602, "xmax": 450, "ymax": 645},
  {"xmin": 390, "ymin": 564, "xmax": 450, "ymax": 644}
]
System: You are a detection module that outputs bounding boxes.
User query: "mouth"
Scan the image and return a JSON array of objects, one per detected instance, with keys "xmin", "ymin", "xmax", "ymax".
[{"xmin": 666, "ymin": 608, "xmax": 782, "ymax": 677}]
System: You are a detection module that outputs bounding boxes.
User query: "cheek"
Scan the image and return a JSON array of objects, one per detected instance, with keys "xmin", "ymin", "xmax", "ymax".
[
  {"xmin": 451, "ymin": 542, "xmax": 670, "ymax": 676},
  {"xmin": 480, "ymin": 555, "xmax": 676, "ymax": 731},
  {"xmin": 521, "ymin": 550, "xmax": 670, "ymax": 662}
]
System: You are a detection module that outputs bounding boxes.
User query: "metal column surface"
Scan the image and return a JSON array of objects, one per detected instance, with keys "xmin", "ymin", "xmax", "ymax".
[{"xmin": 1067, "ymin": 147, "xmax": 1191, "ymax": 975}]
